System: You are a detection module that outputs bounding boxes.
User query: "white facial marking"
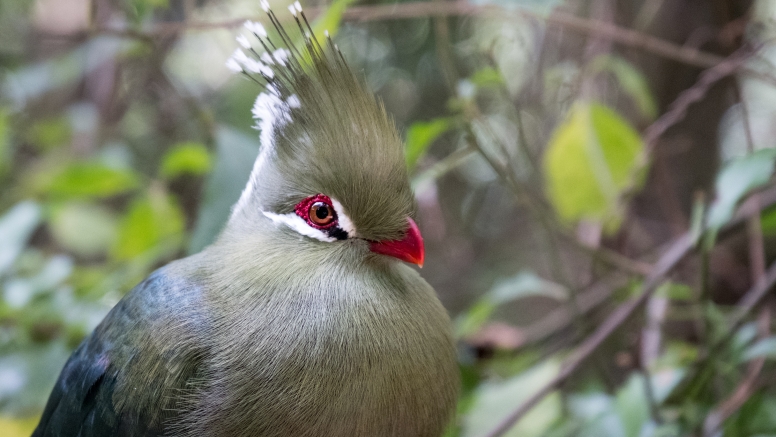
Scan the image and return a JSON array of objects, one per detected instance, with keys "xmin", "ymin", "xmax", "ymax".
[
  {"xmin": 258, "ymin": 197, "xmax": 357, "ymax": 242},
  {"xmin": 330, "ymin": 198, "xmax": 356, "ymax": 237},
  {"xmin": 262, "ymin": 212, "xmax": 336, "ymax": 242},
  {"xmin": 230, "ymin": 85, "xmax": 301, "ymax": 220}
]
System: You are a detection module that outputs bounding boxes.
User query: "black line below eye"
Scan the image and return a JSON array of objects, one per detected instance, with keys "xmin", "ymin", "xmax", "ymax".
[{"xmin": 326, "ymin": 227, "xmax": 348, "ymax": 240}]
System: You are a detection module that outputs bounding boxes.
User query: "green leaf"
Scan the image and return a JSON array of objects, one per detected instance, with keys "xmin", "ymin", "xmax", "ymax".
[
  {"xmin": 489, "ymin": 270, "xmax": 568, "ymax": 303},
  {"xmin": 760, "ymin": 207, "xmax": 776, "ymax": 236},
  {"xmin": 4, "ymin": 255, "xmax": 73, "ymax": 308},
  {"xmin": 614, "ymin": 374, "xmax": 651, "ymax": 437},
  {"xmin": 189, "ymin": 127, "xmax": 259, "ymax": 253},
  {"xmin": 588, "ymin": 55, "xmax": 658, "ymax": 119},
  {"xmin": 706, "ymin": 148, "xmax": 776, "ymax": 235},
  {"xmin": 543, "ymin": 101, "xmax": 645, "ymax": 232},
  {"xmin": 112, "ymin": 188, "xmax": 184, "ymax": 261},
  {"xmin": 405, "ymin": 118, "xmax": 454, "ymax": 171},
  {"xmin": 456, "ymin": 300, "xmax": 497, "ymax": 338},
  {"xmin": 455, "ymin": 271, "xmax": 566, "ymax": 337},
  {"xmin": 47, "ymin": 162, "xmax": 140, "ymax": 199},
  {"xmin": 25, "ymin": 117, "xmax": 71, "ymax": 151},
  {"xmin": 0, "ymin": 202, "xmax": 42, "ymax": 275},
  {"xmin": 159, "ymin": 142, "xmax": 212, "ymax": 179},
  {"xmin": 0, "ymin": 416, "xmax": 39, "ymax": 437},
  {"xmin": 412, "ymin": 148, "xmax": 476, "ymax": 194},
  {"xmin": 129, "ymin": 0, "xmax": 169, "ymax": 23},
  {"xmin": 655, "ymin": 282, "xmax": 693, "ymax": 301},
  {"xmin": 469, "ymin": 67, "xmax": 504, "ymax": 88},
  {"xmin": 568, "ymin": 392, "xmax": 623, "ymax": 437},
  {"xmin": 742, "ymin": 337, "xmax": 776, "ymax": 362},
  {"xmin": 312, "ymin": 0, "xmax": 358, "ymax": 41},
  {"xmin": 0, "ymin": 109, "xmax": 10, "ymax": 175},
  {"xmin": 461, "ymin": 359, "xmax": 562, "ymax": 437},
  {"xmin": 48, "ymin": 202, "xmax": 118, "ymax": 258}
]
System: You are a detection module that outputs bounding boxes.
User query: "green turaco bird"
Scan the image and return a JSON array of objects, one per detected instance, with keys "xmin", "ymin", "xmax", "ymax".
[{"xmin": 32, "ymin": 4, "xmax": 459, "ymax": 437}]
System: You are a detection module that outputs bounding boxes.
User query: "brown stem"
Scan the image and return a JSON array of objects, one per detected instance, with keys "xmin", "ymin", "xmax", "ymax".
[
  {"xmin": 481, "ymin": 233, "xmax": 695, "ymax": 437},
  {"xmin": 40, "ymin": 1, "xmax": 730, "ymax": 70},
  {"xmin": 480, "ymin": 182, "xmax": 776, "ymax": 437}
]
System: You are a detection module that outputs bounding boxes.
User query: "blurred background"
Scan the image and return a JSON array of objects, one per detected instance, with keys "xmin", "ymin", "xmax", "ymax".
[{"xmin": 2, "ymin": 0, "xmax": 776, "ymax": 435}]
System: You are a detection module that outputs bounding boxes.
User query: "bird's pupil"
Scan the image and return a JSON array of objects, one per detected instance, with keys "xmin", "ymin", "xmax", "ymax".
[{"xmin": 315, "ymin": 204, "xmax": 329, "ymax": 219}]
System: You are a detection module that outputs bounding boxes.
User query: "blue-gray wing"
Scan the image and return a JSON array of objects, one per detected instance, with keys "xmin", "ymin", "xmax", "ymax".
[{"xmin": 32, "ymin": 262, "xmax": 209, "ymax": 437}]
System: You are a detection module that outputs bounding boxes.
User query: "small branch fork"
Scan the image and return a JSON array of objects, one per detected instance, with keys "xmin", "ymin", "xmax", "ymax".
[
  {"xmin": 480, "ymin": 185, "xmax": 776, "ymax": 437},
  {"xmin": 481, "ymin": 233, "xmax": 695, "ymax": 437},
  {"xmin": 643, "ymin": 44, "xmax": 762, "ymax": 150}
]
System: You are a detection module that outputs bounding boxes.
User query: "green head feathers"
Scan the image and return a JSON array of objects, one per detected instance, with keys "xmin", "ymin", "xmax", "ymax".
[{"xmin": 226, "ymin": 5, "xmax": 415, "ymax": 244}]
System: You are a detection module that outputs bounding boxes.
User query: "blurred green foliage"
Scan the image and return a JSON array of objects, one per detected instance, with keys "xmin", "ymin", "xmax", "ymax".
[
  {"xmin": 544, "ymin": 101, "xmax": 645, "ymax": 232},
  {"xmin": 2, "ymin": 0, "xmax": 776, "ymax": 436}
]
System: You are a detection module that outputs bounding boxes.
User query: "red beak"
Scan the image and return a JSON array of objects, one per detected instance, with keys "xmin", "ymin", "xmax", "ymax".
[{"xmin": 369, "ymin": 218, "xmax": 425, "ymax": 267}]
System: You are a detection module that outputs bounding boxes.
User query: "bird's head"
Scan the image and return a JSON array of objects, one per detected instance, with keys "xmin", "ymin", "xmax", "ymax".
[{"xmin": 224, "ymin": 3, "xmax": 423, "ymax": 267}]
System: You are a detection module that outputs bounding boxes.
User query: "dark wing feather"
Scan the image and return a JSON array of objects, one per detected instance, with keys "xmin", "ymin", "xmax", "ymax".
[
  {"xmin": 32, "ymin": 260, "xmax": 209, "ymax": 437},
  {"xmin": 32, "ymin": 334, "xmax": 128, "ymax": 437}
]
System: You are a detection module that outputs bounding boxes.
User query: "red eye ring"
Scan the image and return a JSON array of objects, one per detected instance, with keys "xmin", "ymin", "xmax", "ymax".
[{"xmin": 294, "ymin": 194, "xmax": 338, "ymax": 229}]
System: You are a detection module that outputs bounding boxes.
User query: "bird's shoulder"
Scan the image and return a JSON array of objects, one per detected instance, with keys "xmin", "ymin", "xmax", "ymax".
[{"xmin": 33, "ymin": 256, "xmax": 211, "ymax": 437}]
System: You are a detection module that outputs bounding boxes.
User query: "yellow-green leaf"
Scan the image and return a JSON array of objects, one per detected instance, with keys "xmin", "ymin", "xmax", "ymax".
[
  {"xmin": 469, "ymin": 67, "xmax": 504, "ymax": 88},
  {"xmin": 47, "ymin": 163, "xmax": 140, "ymax": 198},
  {"xmin": 0, "ymin": 416, "xmax": 40, "ymax": 437},
  {"xmin": 49, "ymin": 202, "xmax": 118, "ymax": 258},
  {"xmin": 112, "ymin": 189, "xmax": 184, "ymax": 261},
  {"xmin": 761, "ymin": 206, "xmax": 776, "ymax": 236},
  {"xmin": 462, "ymin": 359, "xmax": 562, "ymax": 437},
  {"xmin": 312, "ymin": 0, "xmax": 358, "ymax": 41},
  {"xmin": 405, "ymin": 118, "xmax": 454, "ymax": 171},
  {"xmin": 26, "ymin": 117, "xmax": 71, "ymax": 151},
  {"xmin": 544, "ymin": 101, "xmax": 645, "ymax": 232},
  {"xmin": 160, "ymin": 142, "xmax": 212, "ymax": 179},
  {"xmin": 0, "ymin": 109, "xmax": 10, "ymax": 175}
]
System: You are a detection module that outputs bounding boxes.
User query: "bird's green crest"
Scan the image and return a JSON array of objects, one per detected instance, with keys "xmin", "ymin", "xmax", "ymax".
[{"xmin": 227, "ymin": 4, "xmax": 415, "ymax": 242}]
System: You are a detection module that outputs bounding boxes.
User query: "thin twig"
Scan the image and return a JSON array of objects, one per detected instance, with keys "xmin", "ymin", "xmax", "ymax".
[
  {"xmin": 481, "ymin": 233, "xmax": 695, "ymax": 437},
  {"xmin": 735, "ymin": 77, "xmax": 767, "ymax": 287},
  {"xmin": 39, "ymin": 1, "xmax": 728, "ymax": 70},
  {"xmin": 643, "ymin": 44, "xmax": 759, "ymax": 150},
  {"xmin": 660, "ymin": 249, "xmax": 776, "ymax": 405},
  {"xmin": 640, "ymin": 361, "xmax": 664, "ymax": 425},
  {"xmin": 518, "ymin": 273, "xmax": 629, "ymax": 346},
  {"xmin": 464, "ymin": 126, "xmax": 587, "ymax": 335},
  {"xmin": 559, "ymin": 232, "xmax": 654, "ymax": 276},
  {"xmin": 480, "ymin": 183, "xmax": 776, "ymax": 437},
  {"xmin": 702, "ymin": 305, "xmax": 770, "ymax": 436}
]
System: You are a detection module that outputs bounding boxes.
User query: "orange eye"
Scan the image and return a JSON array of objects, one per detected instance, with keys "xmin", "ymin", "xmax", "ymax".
[{"xmin": 309, "ymin": 201, "xmax": 335, "ymax": 226}]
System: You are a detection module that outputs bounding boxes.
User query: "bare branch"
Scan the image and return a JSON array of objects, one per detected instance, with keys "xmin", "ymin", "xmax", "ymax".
[
  {"xmin": 702, "ymin": 307, "xmax": 770, "ymax": 436},
  {"xmin": 38, "ymin": 1, "xmax": 729, "ymax": 70},
  {"xmin": 481, "ymin": 233, "xmax": 694, "ymax": 437},
  {"xmin": 479, "ymin": 182, "xmax": 776, "ymax": 437},
  {"xmin": 643, "ymin": 45, "xmax": 759, "ymax": 150}
]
